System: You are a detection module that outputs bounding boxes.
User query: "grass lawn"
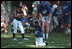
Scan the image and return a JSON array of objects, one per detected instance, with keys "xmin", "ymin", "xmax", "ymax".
[{"xmin": 1, "ymin": 32, "xmax": 71, "ymax": 48}]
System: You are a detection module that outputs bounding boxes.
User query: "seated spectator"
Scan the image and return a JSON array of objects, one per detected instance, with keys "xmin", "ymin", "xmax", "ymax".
[{"xmin": 1, "ymin": 16, "xmax": 7, "ymax": 33}]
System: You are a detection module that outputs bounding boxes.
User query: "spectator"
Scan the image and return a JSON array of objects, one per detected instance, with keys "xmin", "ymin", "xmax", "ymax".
[
  {"xmin": 52, "ymin": 4, "xmax": 59, "ymax": 29},
  {"xmin": 1, "ymin": 16, "xmax": 7, "ymax": 33},
  {"xmin": 1, "ymin": 1, "xmax": 8, "ymax": 33},
  {"xmin": 21, "ymin": 2, "xmax": 28, "ymax": 17},
  {"xmin": 32, "ymin": 1, "xmax": 40, "ymax": 17},
  {"xmin": 61, "ymin": 1, "xmax": 71, "ymax": 33}
]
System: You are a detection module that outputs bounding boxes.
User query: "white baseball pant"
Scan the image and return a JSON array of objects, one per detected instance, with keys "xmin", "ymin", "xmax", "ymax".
[{"xmin": 12, "ymin": 19, "xmax": 25, "ymax": 34}]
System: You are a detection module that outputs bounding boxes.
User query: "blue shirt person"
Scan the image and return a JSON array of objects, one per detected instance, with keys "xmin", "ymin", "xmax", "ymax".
[
  {"xmin": 52, "ymin": 8, "xmax": 59, "ymax": 17},
  {"xmin": 38, "ymin": 1, "xmax": 51, "ymax": 16},
  {"xmin": 35, "ymin": 26, "xmax": 43, "ymax": 37},
  {"xmin": 62, "ymin": 1, "xmax": 71, "ymax": 24}
]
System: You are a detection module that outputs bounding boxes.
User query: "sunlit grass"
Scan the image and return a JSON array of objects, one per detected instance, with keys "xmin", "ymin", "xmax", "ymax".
[{"xmin": 1, "ymin": 32, "xmax": 71, "ymax": 48}]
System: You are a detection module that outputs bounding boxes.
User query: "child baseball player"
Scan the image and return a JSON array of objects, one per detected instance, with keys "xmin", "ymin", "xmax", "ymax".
[{"xmin": 33, "ymin": 18, "xmax": 46, "ymax": 46}]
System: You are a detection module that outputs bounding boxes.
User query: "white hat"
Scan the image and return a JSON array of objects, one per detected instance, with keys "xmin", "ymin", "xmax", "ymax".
[{"xmin": 52, "ymin": 4, "xmax": 58, "ymax": 9}]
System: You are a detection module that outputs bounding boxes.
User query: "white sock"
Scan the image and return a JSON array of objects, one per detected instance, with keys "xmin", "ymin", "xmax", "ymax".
[
  {"xmin": 46, "ymin": 33, "xmax": 48, "ymax": 39},
  {"xmin": 43, "ymin": 33, "xmax": 49, "ymax": 39},
  {"xmin": 43, "ymin": 33, "xmax": 45, "ymax": 39}
]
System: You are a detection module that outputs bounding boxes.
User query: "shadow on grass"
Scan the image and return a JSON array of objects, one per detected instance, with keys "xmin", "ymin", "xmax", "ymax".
[{"xmin": 1, "ymin": 33, "xmax": 71, "ymax": 48}]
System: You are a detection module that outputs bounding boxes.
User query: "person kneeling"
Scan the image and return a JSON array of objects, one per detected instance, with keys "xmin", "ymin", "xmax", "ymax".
[{"xmin": 34, "ymin": 20, "xmax": 46, "ymax": 47}]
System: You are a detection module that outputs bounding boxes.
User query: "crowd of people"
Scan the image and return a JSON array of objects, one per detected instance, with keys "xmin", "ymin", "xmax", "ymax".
[{"xmin": 1, "ymin": 1, "xmax": 71, "ymax": 46}]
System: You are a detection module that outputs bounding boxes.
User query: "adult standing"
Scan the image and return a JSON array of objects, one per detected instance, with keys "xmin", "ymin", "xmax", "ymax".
[{"xmin": 38, "ymin": 1, "xmax": 52, "ymax": 40}]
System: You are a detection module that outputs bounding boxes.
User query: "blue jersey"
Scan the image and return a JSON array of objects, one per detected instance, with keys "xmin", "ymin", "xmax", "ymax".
[
  {"xmin": 38, "ymin": 1, "xmax": 51, "ymax": 16},
  {"xmin": 15, "ymin": 10, "xmax": 24, "ymax": 21},
  {"xmin": 35, "ymin": 27, "xmax": 43, "ymax": 37},
  {"xmin": 62, "ymin": 2, "xmax": 71, "ymax": 14},
  {"xmin": 53, "ymin": 8, "xmax": 59, "ymax": 17}
]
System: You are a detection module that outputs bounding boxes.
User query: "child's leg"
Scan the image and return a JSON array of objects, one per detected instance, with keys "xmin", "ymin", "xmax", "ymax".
[
  {"xmin": 46, "ymin": 33, "xmax": 48, "ymax": 39},
  {"xmin": 18, "ymin": 21, "xmax": 25, "ymax": 39},
  {"xmin": 39, "ymin": 37, "xmax": 46, "ymax": 46},
  {"xmin": 45, "ymin": 19, "xmax": 50, "ymax": 39},
  {"xmin": 43, "ymin": 33, "xmax": 45, "ymax": 39},
  {"xmin": 12, "ymin": 19, "xmax": 18, "ymax": 39},
  {"xmin": 35, "ymin": 37, "xmax": 39, "ymax": 46},
  {"xmin": 40, "ymin": 37, "xmax": 43, "ymax": 43}
]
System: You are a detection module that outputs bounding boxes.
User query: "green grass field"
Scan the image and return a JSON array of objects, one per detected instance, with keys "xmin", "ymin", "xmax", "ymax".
[{"xmin": 1, "ymin": 32, "xmax": 71, "ymax": 48}]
